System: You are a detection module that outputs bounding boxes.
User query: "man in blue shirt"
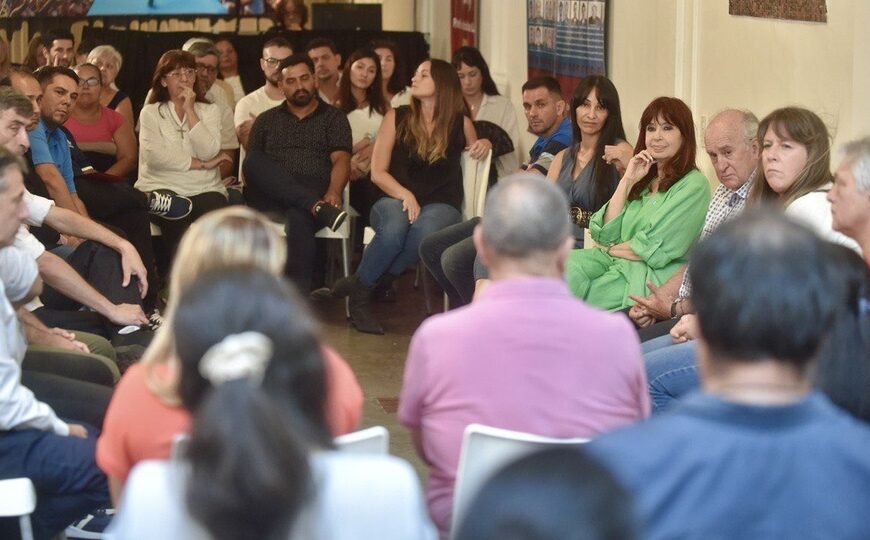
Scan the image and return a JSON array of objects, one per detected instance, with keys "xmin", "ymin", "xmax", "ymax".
[
  {"xmin": 520, "ymin": 76, "xmax": 571, "ymax": 175},
  {"xmin": 588, "ymin": 211, "xmax": 870, "ymax": 540}
]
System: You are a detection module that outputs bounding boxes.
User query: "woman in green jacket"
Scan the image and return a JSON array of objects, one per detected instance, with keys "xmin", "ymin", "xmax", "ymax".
[{"xmin": 567, "ymin": 96, "xmax": 710, "ymax": 310}]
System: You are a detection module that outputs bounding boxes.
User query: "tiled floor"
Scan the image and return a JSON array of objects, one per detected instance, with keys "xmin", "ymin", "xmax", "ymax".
[{"xmin": 312, "ymin": 270, "xmax": 440, "ymax": 480}]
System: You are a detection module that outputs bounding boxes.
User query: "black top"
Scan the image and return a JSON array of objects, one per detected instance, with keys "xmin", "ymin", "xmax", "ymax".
[
  {"xmin": 107, "ymin": 90, "xmax": 128, "ymax": 111},
  {"xmin": 385, "ymin": 106, "xmax": 465, "ymax": 211},
  {"xmin": 248, "ymin": 98, "xmax": 353, "ymax": 182}
]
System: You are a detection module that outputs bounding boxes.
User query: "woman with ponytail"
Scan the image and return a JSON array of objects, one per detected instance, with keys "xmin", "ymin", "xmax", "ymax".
[
  {"xmin": 110, "ymin": 269, "xmax": 435, "ymax": 540},
  {"xmin": 97, "ymin": 207, "xmax": 363, "ymax": 505}
]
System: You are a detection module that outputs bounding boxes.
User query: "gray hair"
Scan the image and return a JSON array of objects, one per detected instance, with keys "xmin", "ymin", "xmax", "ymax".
[
  {"xmin": 707, "ymin": 108, "xmax": 759, "ymax": 144},
  {"xmin": 0, "ymin": 147, "xmax": 26, "ymax": 193},
  {"xmin": 0, "ymin": 87, "xmax": 34, "ymax": 119},
  {"xmin": 186, "ymin": 41, "xmax": 220, "ymax": 60},
  {"xmin": 87, "ymin": 44, "xmax": 123, "ymax": 70},
  {"xmin": 481, "ymin": 173, "xmax": 571, "ymax": 258},
  {"xmin": 841, "ymin": 137, "xmax": 870, "ymax": 193}
]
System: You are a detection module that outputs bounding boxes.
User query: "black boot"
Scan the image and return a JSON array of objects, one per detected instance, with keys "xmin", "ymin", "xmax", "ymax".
[
  {"xmin": 372, "ymin": 273, "xmax": 399, "ymax": 303},
  {"xmin": 309, "ymin": 274, "xmax": 355, "ymax": 301},
  {"xmin": 348, "ymin": 277, "xmax": 384, "ymax": 335}
]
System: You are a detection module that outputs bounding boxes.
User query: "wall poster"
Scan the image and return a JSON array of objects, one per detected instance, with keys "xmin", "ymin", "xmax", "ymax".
[
  {"xmin": 527, "ymin": 0, "xmax": 608, "ymax": 99},
  {"xmin": 451, "ymin": 0, "xmax": 478, "ymax": 52},
  {"xmin": 729, "ymin": 0, "xmax": 827, "ymax": 23}
]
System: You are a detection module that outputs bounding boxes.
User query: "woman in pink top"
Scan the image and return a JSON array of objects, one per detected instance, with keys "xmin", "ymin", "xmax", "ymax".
[
  {"xmin": 66, "ymin": 62, "xmax": 137, "ymax": 178},
  {"xmin": 97, "ymin": 207, "xmax": 363, "ymax": 504}
]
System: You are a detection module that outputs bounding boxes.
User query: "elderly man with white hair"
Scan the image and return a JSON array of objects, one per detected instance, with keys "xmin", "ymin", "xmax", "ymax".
[{"xmin": 828, "ymin": 137, "xmax": 870, "ymax": 266}]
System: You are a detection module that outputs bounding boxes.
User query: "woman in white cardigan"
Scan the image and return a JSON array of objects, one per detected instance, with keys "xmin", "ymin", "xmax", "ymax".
[
  {"xmin": 136, "ymin": 49, "xmax": 231, "ymax": 257},
  {"xmin": 452, "ymin": 46, "xmax": 521, "ymax": 178}
]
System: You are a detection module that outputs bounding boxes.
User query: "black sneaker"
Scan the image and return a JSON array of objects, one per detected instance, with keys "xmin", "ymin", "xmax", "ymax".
[
  {"xmin": 313, "ymin": 201, "xmax": 348, "ymax": 232},
  {"xmin": 66, "ymin": 508, "xmax": 115, "ymax": 539},
  {"xmin": 148, "ymin": 190, "xmax": 193, "ymax": 220},
  {"xmin": 146, "ymin": 310, "xmax": 163, "ymax": 331}
]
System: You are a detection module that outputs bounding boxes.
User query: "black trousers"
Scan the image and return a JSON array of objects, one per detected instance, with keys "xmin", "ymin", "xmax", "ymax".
[
  {"xmin": 243, "ymin": 150, "xmax": 329, "ymax": 293},
  {"xmin": 151, "ymin": 191, "xmax": 229, "ymax": 263},
  {"xmin": 74, "ymin": 176, "xmax": 158, "ymax": 310}
]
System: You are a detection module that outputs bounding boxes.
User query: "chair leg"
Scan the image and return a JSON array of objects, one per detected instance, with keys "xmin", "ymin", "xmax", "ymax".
[
  {"xmin": 443, "ymin": 292, "xmax": 449, "ymax": 312},
  {"xmin": 20, "ymin": 515, "xmax": 33, "ymax": 540},
  {"xmin": 341, "ymin": 238, "xmax": 351, "ymax": 318},
  {"xmin": 420, "ymin": 264, "xmax": 433, "ymax": 314}
]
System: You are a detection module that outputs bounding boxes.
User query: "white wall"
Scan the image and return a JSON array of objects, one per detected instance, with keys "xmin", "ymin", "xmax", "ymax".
[{"xmin": 428, "ymin": 0, "xmax": 870, "ymax": 180}]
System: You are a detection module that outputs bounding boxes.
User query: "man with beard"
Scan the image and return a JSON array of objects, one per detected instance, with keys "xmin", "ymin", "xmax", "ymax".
[
  {"xmin": 243, "ymin": 53, "xmax": 351, "ymax": 292},
  {"xmin": 234, "ymin": 37, "xmax": 293, "ymax": 184}
]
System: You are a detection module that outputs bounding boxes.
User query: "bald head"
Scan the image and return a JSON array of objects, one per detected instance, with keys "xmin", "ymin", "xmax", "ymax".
[
  {"xmin": 704, "ymin": 109, "xmax": 759, "ymax": 190},
  {"xmin": 474, "ymin": 174, "xmax": 573, "ymax": 279}
]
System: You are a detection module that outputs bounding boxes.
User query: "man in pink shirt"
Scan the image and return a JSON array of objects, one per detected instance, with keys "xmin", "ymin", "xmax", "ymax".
[{"xmin": 399, "ymin": 174, "xmax": 650, "ymax": 536}]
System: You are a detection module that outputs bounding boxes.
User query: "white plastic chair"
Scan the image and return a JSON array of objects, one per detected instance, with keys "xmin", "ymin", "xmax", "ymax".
[
  {"xmin": 0, "ymin": 477, "xmax": 37, "ymax": 540},
  {"xmin": 363, "ymin": 150, "xmax": 492, "ymax": 313},
  {"xmin": 449, "ymin": 423, "xmax": 589, "ymax": 537},
  {"xmin": 333, "ymin": 425, "xmax": 390, "ymax": 454}
]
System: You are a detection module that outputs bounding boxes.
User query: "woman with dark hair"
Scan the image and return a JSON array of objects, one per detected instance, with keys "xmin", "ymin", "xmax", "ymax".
[
  {"xmin": 547, "ymin": 75, "xmax": 633, "ymax": 246},
  {"xmin": 452, "ymin": 46, "xmax": 519, "ymax": 177},
  {"xmin": 455, "ymin": 448, "xmax": 637, "ymax": 540},
  {"xmin": 213, "ymin": 36, "xmax": 248, "ymax": 103},
  {"xmin": 321, "ymin": 59, "xmax": 478, "ymax": 334},
  {"xmin": 273, "ymin": 0, "xmax": 308, "ymax": 30},
  {"xmin": 109, "ymin": 268, "xmax": 434, "ymax": 539},
  {"xmin": 750, "ymin": 106, "xmax": 859, "ymax": 250},
  {"xmin": 335, "ymin": 48, "xmax": 388, "ymax": 220},
  {"xmin": 566, "ymin": 96, "xmax": 710, "ymax": 310},
  {"xmin": 136, "ymin": 50, "xmax": 231, "ymax": 257},
  {"xmin": 372, "ymin": 39, "xmax": 410, "ymax": 107}
]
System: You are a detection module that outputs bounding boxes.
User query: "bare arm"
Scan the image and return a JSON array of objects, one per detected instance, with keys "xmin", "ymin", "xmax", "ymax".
[
  {"xmin": 370, "ymin": 109, "xmax": 409, "ymax": 199},
  {"xmin": 20, "ymin": 309, "xmax": 89, "ymax": 354},
  {"xmin": 43, "ymin": 205, "xmax": 148, "ymax": 296},
  {"xmin": 546, "ymin": 149, "xmax": 567, "ymax": 182},
  {"xmin": 36, "ymin": 251, "xmax": 148, "ymax": 326},
  {"xmin": 324, "ymin": 150, "xmax": 350, "ymax": 207},
  {"xmin": 104, "ymin": 118, "xmax": 138, "ymax": 178},
  {"xmin": 34, "ymin": 163, "xmax": 80, "ymax": 214},
  {"xmin": 115, "ymin": 96, "xmax": 135, "ymax": 130},
  {"xmin": 603, "ymin": 150, "xmax": 655, "ymax": 224}
]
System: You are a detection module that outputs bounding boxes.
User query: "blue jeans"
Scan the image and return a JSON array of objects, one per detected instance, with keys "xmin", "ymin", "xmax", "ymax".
[
  {"xmin": 644, "ymin": 340, "xmax": 699, "ymax": 413},
  {"xmin": 0, "ymin": 427, "xmax": 108, "ymax": 540},
  {"xmin": 358, "ymin": 198, "xmax": 461, "ymax": 287}
]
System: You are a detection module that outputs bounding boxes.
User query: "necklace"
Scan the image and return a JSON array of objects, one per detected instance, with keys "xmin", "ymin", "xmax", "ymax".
[{"xmin": 163, "ymin": 103, "xmax": 186, "ymax": 139}]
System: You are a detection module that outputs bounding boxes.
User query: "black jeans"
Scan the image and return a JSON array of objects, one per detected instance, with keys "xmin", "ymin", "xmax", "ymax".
[
  {"xmin": 151, "ymin": 191, "xmax": 229, "ymax": 262},
  {"xmin": 243, "ymin": 150, "xmax": 329, "ymax": 292},
  {"xmin": 418, "ymin": 218, "xmax": 479, "ymax": 308},
  {"xmin": 74, "ymin": 176, "xmax": 157, "ymax": 310}
]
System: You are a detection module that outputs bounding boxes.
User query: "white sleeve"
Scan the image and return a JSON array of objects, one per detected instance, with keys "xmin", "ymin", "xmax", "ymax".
[
  {"xmin": 217, "ymin": 97, "xmax": 239, "ymax": 150},
  {"xmin": 139, "ymin": 105, "xmax": 193, "ymax": 172},
  {"xmin": 13, "ymin": 226, "xmax": 45, "ymax": 260},
  {"xmin": 108, "ymin": 461, "xmax": 197, "ymax": 539},
  {"xmin": 188, "ymin": 103, "xmax": 222, "ymax": 160},
  {"xmin": 23, "ymin": 190, "xmax": 53, "ymax": 227},
  {"xmin": 786, "ymin": 193, "xmax": 862, "ymax": 253},
  {"xmin": 497, "ymin": 96, "xmax": 521, "ymax": 173},
  {"xmin": 0, "ymin": 246, "xmax": 38, "ymax": 304},
  {"xmin": 0, "ymin": 288, "xmax": 67, "ymax": 434},
  {"xmin": 234, "ymin": 94, "xmax": 253, "ymax": 128}
]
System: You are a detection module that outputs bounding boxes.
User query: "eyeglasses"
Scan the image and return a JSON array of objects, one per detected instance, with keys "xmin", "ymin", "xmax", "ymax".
[
  {"xmin": 165, "ymin": 68, "xmax": 195, "ymax": 80},
  {"xmin": 195, "ymin": 64, "xmax": 218, "ymax": 75},
  {"xmin": 79, "ymin": 77, "xmax": 100, "ymax": 88},
  {"xmin": 262, "ymin": 57, "xmax": 288, "ymax": 67}
]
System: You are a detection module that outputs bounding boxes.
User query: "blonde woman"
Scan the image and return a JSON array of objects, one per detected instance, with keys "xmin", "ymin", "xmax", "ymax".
[
  {"xmin": 87, "ymin": 45, "xmax": 135, "ymax": 129},
  {"xmin": 96, "ymin": 207, "xmax": 364, "ymax": 504}
]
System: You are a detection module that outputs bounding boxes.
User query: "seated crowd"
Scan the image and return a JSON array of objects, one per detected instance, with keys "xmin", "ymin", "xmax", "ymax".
[{"xmin": 0, "ymin": 23, "xmax": 869, "ymax": 540}]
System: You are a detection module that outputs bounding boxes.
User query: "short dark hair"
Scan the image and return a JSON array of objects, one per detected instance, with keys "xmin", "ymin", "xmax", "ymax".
[
  {"xmin": 34, "ymin": 65, "xmax": 79, "ymax": 87},
  {"xmin": 305, "ymin": 37, "xmax": 338, "ymax": 55},
  {"xmin": 41, "ymin": 28, "xmax": 74, "ymax": 49},
  {"xmin": 689, "ymin": 209, "xmax": 842, "ymax": 369},
  {"xmin": 278, "ymin": 53, "xmax": 314, "ymax": 75},
  {"xmin": 455, "ymin": 448, "xmax": 637, "ymax": 540},
  {"xmin": 522, "ymin": 76, "xmax": 562, "ymax": 98},
  {"xmin": 263, "ymin": 37, "xmax": 292, "ymax": 52}
]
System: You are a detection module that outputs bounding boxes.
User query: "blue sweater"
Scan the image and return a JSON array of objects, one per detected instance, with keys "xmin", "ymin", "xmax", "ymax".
[{"xmin": 588, "ymin": 391, "xmax": 870, "ymax": 540}]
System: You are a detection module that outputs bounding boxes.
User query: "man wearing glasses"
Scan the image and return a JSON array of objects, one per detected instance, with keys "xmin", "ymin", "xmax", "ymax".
[{"xmin": 185, "ymin": 41, "xmax": 239, "ymax": 181}]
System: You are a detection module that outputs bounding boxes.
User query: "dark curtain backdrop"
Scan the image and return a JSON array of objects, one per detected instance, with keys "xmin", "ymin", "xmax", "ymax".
[{"xmin": 81, "ymin": 27, "xmax": 429, "ymax": 117}]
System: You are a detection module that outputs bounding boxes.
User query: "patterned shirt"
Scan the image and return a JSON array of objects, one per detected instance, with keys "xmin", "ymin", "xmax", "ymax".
[
  {"xmin": 678, "ymin": 170, "xmax": 755, "ymax": 298},
  {"xmin": 247, "ymin": 98, "xmax": 352, "ymax": 182}
]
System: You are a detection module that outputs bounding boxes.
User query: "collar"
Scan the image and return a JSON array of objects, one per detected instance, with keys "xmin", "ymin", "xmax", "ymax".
[
  {"xmin": 479, "ymin": 276, "xmax": 572, "ymax": 301},
  {"xmin": 674, "ymin": 390, "xmax": 835, "ymax": 430},
  {"xmin": 533, "ymin": 117, "xmax": 572, "ymax": 149},
  {"xmin": 733, "ymin": 168, "xmax": 756, "ymax": 199}
]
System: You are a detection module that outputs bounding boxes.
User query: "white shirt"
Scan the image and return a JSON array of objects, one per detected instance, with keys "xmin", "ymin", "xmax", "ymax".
[
  {"xmin": 0, "ymin": 260, "xmax": 68, "ymax": 435},
  {"xmin": 136, "ymin": 101, "xmax": 226, "ymax": 198},
  {"xmin": 390, "ymin": 87, "xmax": 411, "ymax": 108},
  {"xmin": 205, "ymin": 84, "xmax": 239, "ymax": 151},
  {"xmin": 234, "ymin": 85, "xmax": 285, "ymax": 184},
  {"xmin": 346, "ymin": 107, "xmax": 384, "ymax": 145},
  {"xmin": 475, "ymin": 93, "xmax": 521, "ymax": 178},
  {"xmin": 14, "ymin": 190, "xmax": 55, "ymax": 260},
  {"xmin": 223, "ymin": 75, "xmax": 245, "ymax": 104},
  {"xmin": 109, "ymin": 452, "xmax": 436, "ymax": 540},
  {"xmin": 786, "ymin": 186, "xmax": 862, "ymax": 254}
]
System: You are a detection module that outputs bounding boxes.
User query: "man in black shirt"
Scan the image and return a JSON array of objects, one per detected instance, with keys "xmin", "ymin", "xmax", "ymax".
[{"xmin": 243, "ymin": 53, "xmax": 352, "ymax": 292}]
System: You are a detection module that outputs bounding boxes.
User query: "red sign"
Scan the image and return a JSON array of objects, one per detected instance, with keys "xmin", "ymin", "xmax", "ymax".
[{"xmin": 451, "ymin": 0, "xmax": 477, "ymax": 52}]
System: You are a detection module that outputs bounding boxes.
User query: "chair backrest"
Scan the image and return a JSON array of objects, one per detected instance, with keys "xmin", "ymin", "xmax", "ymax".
[
  {"xmin": 460, "ymin": 149, "xmax": 492, "ymax": 221},
  {"xmin": 334, "ymin": 425, "xmax": 390, "ymax": 454},
  {"xmin": 170, "ymin": 432, "xmax": 190, "ymax": 461},
  {"xmin": 450, "ymin": 423, "xmax": 589, "ymax": 537},
  {"xmin": 0, "ymin": 478, "xmax": 37, "ymax": 540}
]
